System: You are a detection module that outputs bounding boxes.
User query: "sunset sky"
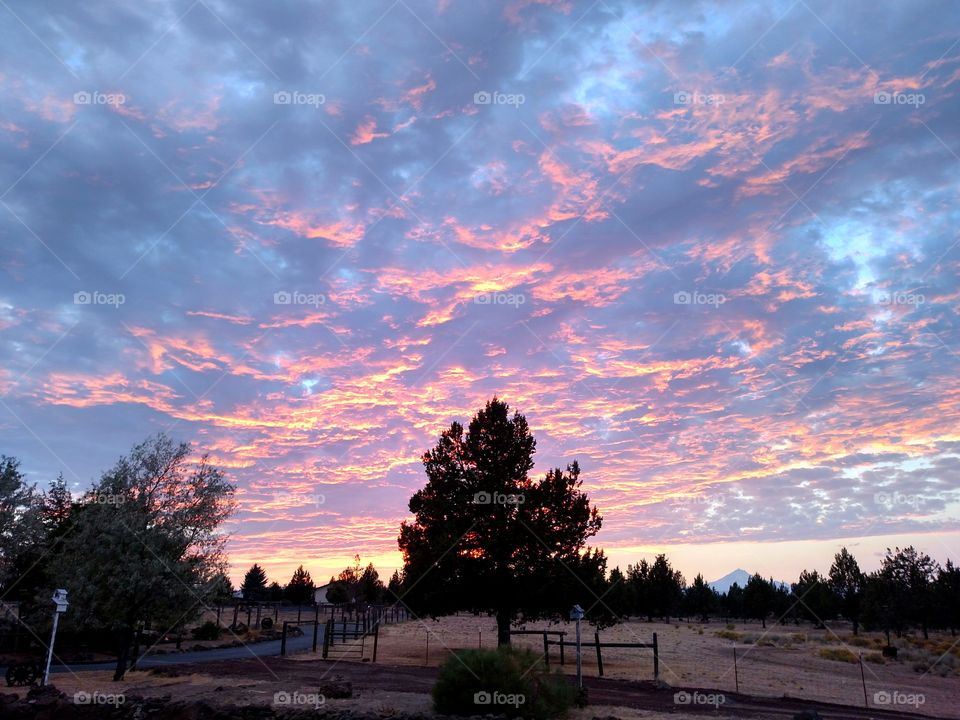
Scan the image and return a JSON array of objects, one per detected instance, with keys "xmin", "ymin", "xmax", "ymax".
[{"xmin": 1, "ymin": 0, "xmax": 959, "ymax": 588}]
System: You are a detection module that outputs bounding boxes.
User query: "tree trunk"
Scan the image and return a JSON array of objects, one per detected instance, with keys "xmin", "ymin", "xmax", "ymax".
[
  {"xmin": 496, "ymin": 608, "xmax": 511, "ymax": 646},
  {"xmin": 113, "ymin": 626, "xmax": 133, "ymax": 681}
]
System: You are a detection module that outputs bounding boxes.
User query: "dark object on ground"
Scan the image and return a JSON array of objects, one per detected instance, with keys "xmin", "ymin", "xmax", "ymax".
[
  {"xmin": 192, "ymin": 620, "xmax": 222, "ymax": 641},
  {"xmin": 318, "ymin": 676, "xmax": 352, "ymax": 698},
  {"xmin": 260, "ymin": 617, "xmax": 273, "ymax": 630},
  {"xmin": 5, "ymin": 661, "xmax": 41, "ymax": 687},
  {"xmin": 882, "ymin": 645, "xmax": 898, "ymax": 658}
]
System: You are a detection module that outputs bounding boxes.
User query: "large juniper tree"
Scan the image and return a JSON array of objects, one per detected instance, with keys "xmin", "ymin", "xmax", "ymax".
[{"xmin": 398, "ymin": 398, "xmax": 606, "ymax": 645}]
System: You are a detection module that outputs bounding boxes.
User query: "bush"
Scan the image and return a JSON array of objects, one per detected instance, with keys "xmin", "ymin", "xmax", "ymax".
[
  {"xmin": 433, "ymin": 647, "xmax": 576, "ymax": 718},
  {"xmin": 190, "ymin": 621, "xmax": 221, "ymax": 641}
]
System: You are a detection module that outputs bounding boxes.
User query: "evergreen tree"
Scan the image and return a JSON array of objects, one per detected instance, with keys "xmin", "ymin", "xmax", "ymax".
[{"xmin": 242, "ymin": 563, "xmax": 269, "ymax": 600}]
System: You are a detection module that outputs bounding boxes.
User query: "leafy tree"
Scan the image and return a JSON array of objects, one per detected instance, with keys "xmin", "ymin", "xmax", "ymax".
[
  {"xmin": 206, "ymin": 571, "xmax": 235, "ymax": 605},
  {"xmin": 829, "ymin": 547, "xmax": 864, "ymax": 634},
  {"xmin": 398, "ymin": 398, "xmax": 605, "ymax": 645},
  {"xmin": 743, "ymin": 574, "xmax": 776, "ymax": 628},
  {"xmin": 0, "ymin": 455, "xmax": 33, "ymax": 588},
  {"xmin": 241, "ymin": 564, "xmax": 269, "ymax": 600},
  {"xmin": 267, "ymin": 581, "xmax": 284, "ymax": 602},
  {"xmin": 52, "ymin": 434, "xmax": 235, "ymax": 680},
  {"xmin": 285, "ymin": 565, "xmax": 315, "ymax": 605}
]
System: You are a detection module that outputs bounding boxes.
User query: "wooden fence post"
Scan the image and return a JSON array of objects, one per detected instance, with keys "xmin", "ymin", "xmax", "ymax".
[
  {"xmin": 372, "ymin": 622, "xmax": 380, "ymax": 663},
  {"xmin": 542, "ymin": 631, "xmax": 549, "ymax": 668},
  {"xmin": 281, "ymin": 621, "xmax": 289, "ymax": 656},
  {"xmin": 653, "ymin": 632, "xmax": 659, "ymax": 682},
  {"xmin": 594, "ymin": 630, "xmax": 603, "ymax": 677},
  {"xmin": 322, "ymin": 618, "xmax": 332, "ymax": 658}
]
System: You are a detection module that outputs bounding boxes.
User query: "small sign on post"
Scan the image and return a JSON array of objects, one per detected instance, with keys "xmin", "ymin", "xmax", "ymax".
[
  {"xmin": 43, "ymin": 589, "xmax": 69, "ymax": 686},
  {"xmin": 569, "ymin": 604, "xmax": 584, "ymax": 689}
]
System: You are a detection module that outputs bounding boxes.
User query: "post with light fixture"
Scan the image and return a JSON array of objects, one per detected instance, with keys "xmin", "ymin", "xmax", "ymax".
[
  {"xmin": 43, "ymin": 589, "xmax": 69, "ymax": 686},
  {"xmin": 569, "ymin": 604, "xmax": 584, "ymax": 689}
]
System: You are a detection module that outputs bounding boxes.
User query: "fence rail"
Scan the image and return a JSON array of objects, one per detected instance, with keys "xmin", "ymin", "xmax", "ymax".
[{"xmin": 510, "ymin": 629, "xmax": 658, "ymax": 679}]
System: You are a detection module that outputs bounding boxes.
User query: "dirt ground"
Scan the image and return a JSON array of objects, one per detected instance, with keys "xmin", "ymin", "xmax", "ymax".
[
  {"xmin": 15, "ymin": 654, "xmax": 950, "ymax": 720},
  {"xmin": 7, "ymin": 615, "xmax": 957, "ymax": 719},
  {"xmin": 357, "ymin": 615, "xmax": 959, "ymax": 718}
]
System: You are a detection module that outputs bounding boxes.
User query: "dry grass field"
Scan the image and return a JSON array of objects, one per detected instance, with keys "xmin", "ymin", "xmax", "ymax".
[{"xmin": 365, "ymin": 614, "xmax": 959, "ymax": 717}]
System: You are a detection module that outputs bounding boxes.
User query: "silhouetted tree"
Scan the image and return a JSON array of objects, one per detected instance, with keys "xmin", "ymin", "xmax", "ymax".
[
  {"xmin": 386, "ymin": 569, "xmax": 403, "ymax": 602},
  {"xmin": 686, "ymin": 573, "xmax": 715, "ymax": 622},
  {"xmin": 268, "ymin": 581, "xmax": 284, "ymax": 602},
  {"xmin": 934, "ymin": 560, "xmax": 960, "ymax": 635},
  {"xmin": 398, "ymin": 398, "xmax": 605, "ymax": 645},
  {"xmin": 829, "ymin": 547, "xmax": 864, "ymax": 634},
  {"xmin": 743, "ymin": 574, "xmax": 776, "ymax": 628},
  {"xmin": 647, "ymin": 554, "xmax": 684, "ymax": 622},
  {"xmin": 242, "ymin": 564, "xmax": 269, "ymax": 600},
  {"xmin": 285, "ymin": 565, "xmax": 315, "ymax": 605},
  {"xmin": 792, "ymin": 570, "xmax": 836, "ymax": 627},
  {"xmin": 627, "ymin": 559, "xmax": 650, "ymax": 619}
]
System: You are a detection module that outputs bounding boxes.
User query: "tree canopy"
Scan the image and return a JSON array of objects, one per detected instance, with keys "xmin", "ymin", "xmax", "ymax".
[{"xmin": 398, "ymin": 397, "xmax": 606, "ymax": 645}]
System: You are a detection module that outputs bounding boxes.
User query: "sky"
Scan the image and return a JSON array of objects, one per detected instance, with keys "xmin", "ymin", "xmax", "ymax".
[{"xmin": 1, "ymin": 0, "xmax": 959, "ymax": 589}]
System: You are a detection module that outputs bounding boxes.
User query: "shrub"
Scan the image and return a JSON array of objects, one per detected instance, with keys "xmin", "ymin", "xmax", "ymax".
[
  {"xmin": 433, "ymin": 647, "xmax": 576, "ymax": 718},
  {"xmin": 191, "ymin": 620, "xmax": 222, "ymax": 641},
  {"xmin": 863, "ymin": 652, "xmax": 885, "ymax": 664},
  {"xmin": 715, "ymin": 630, "xmax": 742, "ymax": 641},
  {"xmin": 818, "ymin": 648, "xmax": 858, "ymax": 663}
]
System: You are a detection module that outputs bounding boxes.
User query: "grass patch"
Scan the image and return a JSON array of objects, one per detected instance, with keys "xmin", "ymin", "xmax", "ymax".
[
  {"xmin": 716, "ymin": 630, "xmax": 742, "ymax": 641},
  {"xmin": 818, "ymin": 648, "xmax": 858, "ymax": 663}
]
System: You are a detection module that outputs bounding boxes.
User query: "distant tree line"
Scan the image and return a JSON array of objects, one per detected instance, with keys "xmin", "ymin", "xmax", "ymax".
[
  {"xmin": 236, "ymin": 554, "xmax": 401, "ymax": 606},
  {"xmin": 599, "ymin": 546, "xmax": 960, "ymax": 639}
]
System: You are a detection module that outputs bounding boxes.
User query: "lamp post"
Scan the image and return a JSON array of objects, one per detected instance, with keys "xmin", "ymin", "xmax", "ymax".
[
  {"xmin": 43, "ymin": 589, "xmax": 69, "ymax": 685},
  {"xmin": 569, "ymin": 604, "xmax": 584, "ymax": 689}
]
